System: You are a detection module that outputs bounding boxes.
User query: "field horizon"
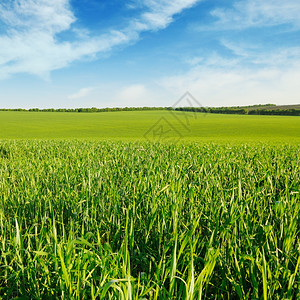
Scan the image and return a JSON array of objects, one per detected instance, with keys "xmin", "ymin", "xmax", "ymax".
[{"xmin": 0, "ymin": 110, "xmax": 299, "ymax": 143}]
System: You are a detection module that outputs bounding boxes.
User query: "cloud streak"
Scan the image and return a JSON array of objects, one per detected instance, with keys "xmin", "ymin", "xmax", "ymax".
[
  {"xmin": 68, "ymin": 87, "xmax": 94, "ymax": 100},
  {"xmin": 210, "ymin": 0, "xmax": 300, "ymax": 30},
  {"xmin": 130, "ymin": 0, "xmax": 200, "ymax": 31},
  {"xmin": 0, "ymin": 0, "xmax": 200, "ymax": 79}
]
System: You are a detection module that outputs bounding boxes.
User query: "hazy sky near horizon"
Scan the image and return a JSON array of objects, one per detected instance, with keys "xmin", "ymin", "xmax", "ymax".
[{"xmin": 0, "ymin": 0, "xmax": 300, "ymax": 108}]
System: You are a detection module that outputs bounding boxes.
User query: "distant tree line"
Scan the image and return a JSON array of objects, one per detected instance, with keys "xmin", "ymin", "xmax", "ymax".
[
  {"xmin": 248, "ymin": 109, "xmax": 300, "ymax": 116},
  {"xmin": 176, "ymin": 107, "xmax": 300, "ymax": 116},
  {"xmin": 175, "ymin": 107, "xmax": 248, "ymax": 114},
  {"xmin": 0, "ymin": 106, "xmax": 299, "ymax": 116},
  {"xmin": 0, "ymin": 107, "xmax": 171, "ymax": 113}
]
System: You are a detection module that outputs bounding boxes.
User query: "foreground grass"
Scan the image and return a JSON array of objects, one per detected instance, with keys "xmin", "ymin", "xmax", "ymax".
[
  {"xmin": 0, "ymin": 111, "xmax": 300, "ymax": 143},
  {"xmin": 0, "ymin": 141, "xmax": 299, "ymax": 299}
]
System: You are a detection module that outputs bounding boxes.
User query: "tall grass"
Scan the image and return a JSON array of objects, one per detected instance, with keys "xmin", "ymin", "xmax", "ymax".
[{"xmin": 0, "ymin": 141, "xmax": 299, "ymax": 299}]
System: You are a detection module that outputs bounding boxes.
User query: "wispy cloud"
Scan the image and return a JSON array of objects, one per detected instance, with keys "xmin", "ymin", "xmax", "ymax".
[
  {"xmin": 0, "ymin": 0, "xmax": 75, "ymax": 32},
  {"xmin": 0, "ymin": 0, "xmax": 200, "ymax": 79},
  {"xmin": 68, "ymin": 87, "xmax": 94, "ymax": 100},
  {"xmin": 130, "ymin": 0, "xmax": 200, "ymax": 31},
  {"xmin": 210, "ymin": 0, "xmax": 300, "ymax": 30},
  {"xmin": 220, "ymin": 39, "xmax": 300, "ymax": 68}
]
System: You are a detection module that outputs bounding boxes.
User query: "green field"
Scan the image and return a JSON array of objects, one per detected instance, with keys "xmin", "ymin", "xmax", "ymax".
[
  {"xmin": 0, "ymin": 112, "xmax": 299, "ymax": 299},
  {"xmin": 0, "ymin": 141, "xmax": 299, "ymax": 299},
  {"xmin": 0, "ymin": 111, "xmax": 299, "ymax": 143}
]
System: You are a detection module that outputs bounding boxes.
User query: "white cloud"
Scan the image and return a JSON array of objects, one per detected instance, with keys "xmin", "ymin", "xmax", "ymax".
[
  {"xmin": 0, "ymin": 0, "xmax": 74, "ymax": 32},
  {"xmin": 0, "ymin": 0, "xmax": 200, "ymax": 79},
  {"xmin": 211, "ymin": 0, "xmax": 300, "ymax": 30},
  {"xmin": 220, "ymin": 40, "xmax": 254, "ymax": 58},
  {"xmin": 159, "ymin": 49, "xmax": 300, "ymax": 106},
  {"xmin": 138, "ymin": 0, "xmax": 199, "ymax": 30},
  {"xmin": 68, "ymin": 87, "xmax": 94, "ymax": 100}
]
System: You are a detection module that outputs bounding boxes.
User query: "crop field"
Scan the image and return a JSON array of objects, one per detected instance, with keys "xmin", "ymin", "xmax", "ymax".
[
  {"xmin": 0, "ymin": 111, "xmax": 300, "ymax": 143},
  {"xmin": 0, "ymin": 112, "xmax": 299, "ymax": 299},
  {"xmin": 0, "ymin": 140, "xmax": 299, "ymax": 299}
]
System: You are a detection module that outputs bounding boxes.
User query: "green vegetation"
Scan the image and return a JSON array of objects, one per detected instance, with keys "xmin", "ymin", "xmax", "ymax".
[
  {"xmin": 176, "ymin": 106, "xmax": 300, "ymax": 116},
  {"xmin": 1, "ymin": 103, "xmax": 300, "ymax": 116},
  {"xmin": 0, "ymin": 107, "xmax": 170, "ymax": 113},
  {"xmin": 0, "ymin": 141, "xmax": 299, "ymax": 299},
  {"xmin": 0, "ymin": 110, "xmax": 300, "ymax": 143},
  {"xmin": 0, "ymin": 111, "xmax": 299, "ymax": 298},
  {"xmin": 248, "ymin": 109, "xmax": 300, "ymax": 116}
]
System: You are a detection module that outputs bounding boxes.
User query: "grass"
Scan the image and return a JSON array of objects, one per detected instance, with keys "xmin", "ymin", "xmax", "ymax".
[
  {"xmin": 0, "ymin": 141, "xmax": 299, "ymax": 299},
  {"xmin": 0, "ymin": 110, "xmax": 299, "ymax": 143},
  {"xmin": 0, "ymin": 111, "xmax": 299, "ymax": 298}
]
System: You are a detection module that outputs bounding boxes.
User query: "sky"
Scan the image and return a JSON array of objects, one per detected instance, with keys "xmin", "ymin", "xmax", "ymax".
[{"xmin": 0, "ymin": 0, "xmax": 300, "ymax": 109}]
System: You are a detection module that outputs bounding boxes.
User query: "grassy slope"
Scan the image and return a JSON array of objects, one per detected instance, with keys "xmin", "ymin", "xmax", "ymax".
[{"xmin": 0, "ymin": 110, "xmax": 299, "ymax": 143}]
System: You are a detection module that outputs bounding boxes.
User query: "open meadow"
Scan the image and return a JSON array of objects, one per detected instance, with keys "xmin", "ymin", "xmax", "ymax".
[
  {"xmin": 0, "ymin": 111, "xmax": 299, "ymax": 299},
  {"xmin": 0, "ymin": 110, "xmax": 300, "ymax": 143}
]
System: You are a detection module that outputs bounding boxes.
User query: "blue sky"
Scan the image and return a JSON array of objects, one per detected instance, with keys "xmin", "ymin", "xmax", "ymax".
[{"xmin": 0, "ymin": 0, "xmax": 299, "ymax": 108}]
